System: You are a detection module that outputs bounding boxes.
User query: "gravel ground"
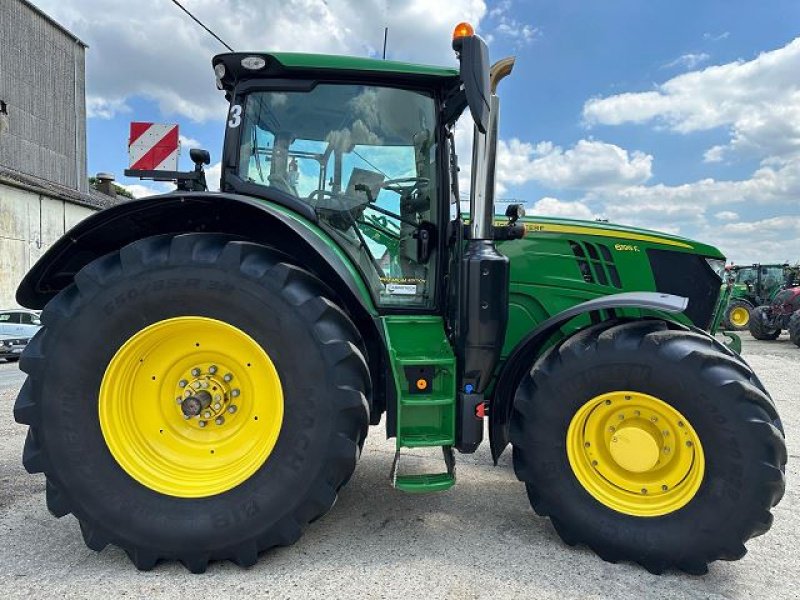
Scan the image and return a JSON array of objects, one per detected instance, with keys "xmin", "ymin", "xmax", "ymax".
[{"xmin": 0, "ymin": 332, "xmax": 796, "ymax": 599}]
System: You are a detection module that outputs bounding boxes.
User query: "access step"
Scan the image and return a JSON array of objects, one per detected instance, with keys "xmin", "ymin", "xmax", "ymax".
[{"xmin": 390, "ymin": 446, "xmax": 455, "ymax": 493}]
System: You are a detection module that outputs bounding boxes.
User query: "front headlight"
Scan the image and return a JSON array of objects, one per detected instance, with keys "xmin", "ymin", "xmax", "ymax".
[{"xmin": 705, "ymin": 258, "xmax": 726, "ymax": 280}]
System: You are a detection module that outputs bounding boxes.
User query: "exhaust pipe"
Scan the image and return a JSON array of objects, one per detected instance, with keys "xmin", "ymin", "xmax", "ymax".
[{"xmin": 469, "ymin": 58, "xmax": 515, "ymax": 240}]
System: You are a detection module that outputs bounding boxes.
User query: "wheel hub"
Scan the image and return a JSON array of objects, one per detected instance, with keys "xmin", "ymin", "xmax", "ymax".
[
  {"xmin": 730, "ymin": 306, "xmax": 749, "ymax": 327},
  {"xmin": 566, "ymin": 391, "xmax": 705, "ymax": 517},
  {"xmin": 608, "ymin": 426, "xmax": 660, "ymax": 473},
  {"xmin": 176, "ymin": 365, "xmax": 241, "ymax": 427}
]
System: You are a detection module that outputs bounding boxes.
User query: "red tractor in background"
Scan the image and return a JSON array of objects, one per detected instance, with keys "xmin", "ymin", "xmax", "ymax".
[{"xmin": 749, "ymin": 286, "xmax": 800, "ymax": 346}]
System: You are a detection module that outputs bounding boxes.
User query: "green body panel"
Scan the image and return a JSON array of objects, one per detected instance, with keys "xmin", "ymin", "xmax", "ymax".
[
  {"xmin": 269, "ymin": 52, "xmax": 460, "ymax": 79},
  {"xmin": 729, "ymin": 283, "xmax": 751, "ymax": 302},
  {"xmin": 382, "ymin": 315, "xmax": 456, "ymax": 492},
  {"xmin": 496, "ymin": 216, "xmax": 719, "ymax": 358}
]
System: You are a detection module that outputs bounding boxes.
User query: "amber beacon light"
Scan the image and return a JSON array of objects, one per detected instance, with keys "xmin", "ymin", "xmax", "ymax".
[{"xmin": 452, "ymin": 22, "xmax": 475, "ymax": 40}]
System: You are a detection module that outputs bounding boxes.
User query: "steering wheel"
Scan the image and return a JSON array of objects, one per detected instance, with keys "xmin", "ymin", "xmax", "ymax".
[{"xmin": 381, "ymin": 177, "xmax": 430, "ymax": 194}]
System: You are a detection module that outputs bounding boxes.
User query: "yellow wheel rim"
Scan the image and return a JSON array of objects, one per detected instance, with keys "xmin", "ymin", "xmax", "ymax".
[
  {"xmin": 566, "ymin": 391, "xmax": 704, "ymax": 517},
  {"xmin": 99, "ymin": 316, "xmax": 283, "ymax": 498},
  {"xmin": 730, "ymin": 306, "xmax": 750, "ymax": 327}
]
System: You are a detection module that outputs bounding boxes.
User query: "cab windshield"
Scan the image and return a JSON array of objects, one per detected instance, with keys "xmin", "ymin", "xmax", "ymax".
[{"xmin": 238, "ymin": 84, "xmax": 439, "ymax": 307}]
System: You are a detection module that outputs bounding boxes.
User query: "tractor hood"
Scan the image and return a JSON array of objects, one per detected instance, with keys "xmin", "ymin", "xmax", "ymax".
[{"xmin": 516, "ymin": 215, "xmax": 725, "ymax": 259}]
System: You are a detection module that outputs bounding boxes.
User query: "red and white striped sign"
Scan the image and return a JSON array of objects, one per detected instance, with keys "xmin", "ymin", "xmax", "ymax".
[{"xmin": 128, "ymin": 122, "xmax": 180, "ymax": 170}]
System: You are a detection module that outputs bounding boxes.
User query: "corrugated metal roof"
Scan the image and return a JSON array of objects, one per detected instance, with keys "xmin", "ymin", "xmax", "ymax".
[{"xmin": 0, "ymin": 165, "xmax": 117, "ymax": 209}]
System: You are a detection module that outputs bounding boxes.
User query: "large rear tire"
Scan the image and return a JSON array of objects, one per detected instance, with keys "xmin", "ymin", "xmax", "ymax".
[
  {"xmin": 13, "ymin": 234, "xmax": 370, "ymax": 572},
  {"xmin": 723, "ymin": 299, "xmax": 753, "ymax": 330},
  {"xmin": 789, "ymin": 310, "xmax": 800, "ymax": 347},
  {"xmin": 748, "ymin": 306, "xmax": 781, "ymax": 340},
  {"xmin": 510, "ymin": 319, "xmax": 785, "ymax": 574}
]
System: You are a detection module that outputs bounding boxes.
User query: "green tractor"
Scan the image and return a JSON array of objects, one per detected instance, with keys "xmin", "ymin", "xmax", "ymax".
[
  {"xmin": 13, "ymin": 25, "xmax": 785, "ymax": 575},
  {"xmin": 721, "ymin": 263, "xmax": 800, "ymax": 330}
]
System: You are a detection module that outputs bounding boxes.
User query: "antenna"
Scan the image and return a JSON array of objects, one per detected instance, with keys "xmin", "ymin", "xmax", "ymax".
[
  {"xmin": 382, "ymin": 27, "xmax": 388, "ymax": 59},
  {"xmin": 168, "ymin": 0, "xmax": 234, "ymax": 52}
]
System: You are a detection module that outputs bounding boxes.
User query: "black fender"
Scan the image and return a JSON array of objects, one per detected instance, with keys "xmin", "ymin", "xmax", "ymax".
[
  {"xmin": 17, "ymin": 191, "xmax": 390, "ymax": 422},
  {"xmin": 489, "ymin": 292, "xmax": 688, "ymax": 462}
]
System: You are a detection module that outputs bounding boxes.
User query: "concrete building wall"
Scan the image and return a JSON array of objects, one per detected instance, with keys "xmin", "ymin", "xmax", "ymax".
[
  {"xmin": 0, "ymin": 182, "xmax": 95, "ymax": 308},
  {"xmin": 0, "ymin": 0, "xmax": 88, "ymax": 193}
]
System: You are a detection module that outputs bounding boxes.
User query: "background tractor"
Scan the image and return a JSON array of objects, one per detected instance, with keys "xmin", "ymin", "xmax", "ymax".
[
  {"xmin": 721, "ymin": 262, "xmax": 800, "ymax": 330},
  {"xmin": 13, "ymin": 24, "xmax": 785, "ymax": 575},
  {"xmin": 748, "ymin": 286, "xmax": 800, "ymax": 345}
]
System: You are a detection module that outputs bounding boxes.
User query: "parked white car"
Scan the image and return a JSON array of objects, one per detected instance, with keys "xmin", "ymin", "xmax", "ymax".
[{"xmin": 0, "ymin": 309, "xmax": 41, "ymax": 338}]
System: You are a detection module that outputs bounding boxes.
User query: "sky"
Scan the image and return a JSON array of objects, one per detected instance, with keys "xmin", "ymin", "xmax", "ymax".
[{"xmin": 29, "ymin": 0, "xmax": 800, "ymax": 264}]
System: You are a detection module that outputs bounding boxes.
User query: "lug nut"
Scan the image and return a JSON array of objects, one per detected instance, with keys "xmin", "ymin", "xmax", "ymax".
[
  {"xmin": 661, "ymin": 485, "xmax": 669, "ymax": 491},
  {"xmin": 214, "ymin": 394, "xmax": 222, "ymax": 402},
  {"xmin": 231, "ymin": 389, "xmax": 240, "ymax": 398},
  {"xmin": 192, "ymin": 368, "xmax": 201, "ymax": 377},
  {"xmin": 686, "ymin": 441, "xmax": 693, "ymax": 447},
  {"xmin": 227, "ymin": 405, "xmax": 237, "ymax": 414},
  {"xmin": 179, "ymin": 380, "xmax": 188, "ymax": 388},
  {"xmin": 176, "ymin": 397, "xmax": 183, "ymax": 404},
  {"xmin": 193, "ymin": 381, "xmax": 202, "ymax": 390},
  {"xmin": 651, "ymin": 416, "xmax": 658, "ymax": 423},
  {"xmin": 198, "ymin": 420, "xmax": 207, "ymax": 428},
  {"xmin": 641, "ymin": 488, "xmax": 648, "ymax": 495},
  {"xmin": 209, "ymin": 365, "xmax": 218, "ymax": 374},
  {"xmin": 618, "ymin": 414, "xmax": 625, "ymax": 420},
  {"xmin": 224, "ymin": 373, "xmax": 233, "ymax": 382},
  {"xmin": 203, "ymin": 411, "xmax": 212, "ymax": 419},
  {"xmin": 213, "ymin": 403, "xmax": 221, "ymax": 410},
  {"xmin": 215, "ymin": 416, "xmax": 225, "ymax": 426},
  {"xmin": 604, "ymin": 399, "xmax": 611, "ymax": 405},
  {"xmin": 664, "ymin": 447, "xmax": 671, "ymax": 453},
  {"xmin": 608, "ymin": 426, "xmax": 616, "ymax": 433}
]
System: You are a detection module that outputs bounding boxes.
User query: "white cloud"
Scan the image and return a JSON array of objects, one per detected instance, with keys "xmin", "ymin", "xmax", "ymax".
[
  {"xmin": 121, "ymin": 182, "xmax": 169, "ymax": 198},
  {"xmin": 179, "ymin": 135, "xmax": 203, "ymax": 149},
  {"xmin": 703, "ymin": 32, "xmax": 730, "ymax": 42},
  {"xmin": 486, "ymin": 0, "xmax": 539, "ymax": 45},
  {"xmin": 31, "ymin": 0, "xmax": 486, "ymax": 122},
  {"xmin": 715, "ymin": 210, "xmax": 739, "ymax": 221},
  {"xmin": 205, "ymin": 162, "xmax": 222, "ymax": 192},
  {"xmin": 86, "ymin": 96, "xmax": 130, "ymax": 119},
  {"xmin": 528, "ymin": 197, "xmax": 595, "ymax": 220},
  {"xmin": 497, "ymin": 138, "xmax": 652, "ymax": 191},
  {"xmin": 583, "ymin": 38, "xmax": 800, "ymax": 161},
  {"xmin": 662, "ymin": 53, "xmax": 710, "ymax": 70}
]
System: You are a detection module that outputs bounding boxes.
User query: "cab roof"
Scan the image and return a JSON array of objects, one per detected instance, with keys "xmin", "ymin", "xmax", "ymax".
[{"xmin": 212, "ymin": 52, "xmax": 460, "ymax": 93}]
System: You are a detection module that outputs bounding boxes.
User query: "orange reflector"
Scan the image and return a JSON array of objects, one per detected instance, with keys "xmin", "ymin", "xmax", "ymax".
[
  {"xmin": 452, "ymin": 22, "xmax": 475, "ymax": 40},
  {"xmin": 416, "ymin": 378, "xmax": 429, "ymax": 391}
]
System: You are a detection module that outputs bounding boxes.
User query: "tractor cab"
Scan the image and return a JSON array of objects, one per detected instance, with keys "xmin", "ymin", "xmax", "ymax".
[{"xmin": 217, "ymin": 76, "xmax": 445, "ymax": 308}]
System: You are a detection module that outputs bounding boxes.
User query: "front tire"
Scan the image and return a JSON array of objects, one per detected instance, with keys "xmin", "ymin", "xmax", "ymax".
[
  {"xmin": 13, "ymin": 234, "xmax": 370, "ymax": 572},
  {"xmin": 510, "ymin": 319, "xmax": 785, "ymax": 574},
  {"xmin": 789, "ymin": 311, "xmax": 800, "ymax": 347},
  {"xmin": 748, "ymin": 306, "xmax": 781, "ymax": 340},
  {"xmin": 723, "ymin": 299, "xmax": 753, "ymax": 330}
]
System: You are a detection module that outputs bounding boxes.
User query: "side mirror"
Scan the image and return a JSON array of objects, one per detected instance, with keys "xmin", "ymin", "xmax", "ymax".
[
  {"xmin": 455, "ymin": 35, "xmax": 490, "ymax": 134},
  {"xmin": 190, "ymin": 148, "xmax": 211, "ymax": 169},
  {"xmin": 505, "ymin": 203, "xmax": 525, "ymax": 223}
]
